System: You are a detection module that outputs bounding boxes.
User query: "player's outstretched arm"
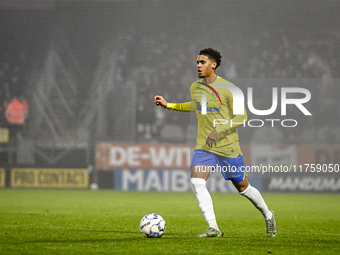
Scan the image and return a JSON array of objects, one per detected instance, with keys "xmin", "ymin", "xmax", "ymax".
[
  {"xmin": 154, "ymin": 95, "xmax": 168, "ymax": 109},
  {"xmin": 154, "ymin": 95, "xmax": 194, "ymax": 112}
]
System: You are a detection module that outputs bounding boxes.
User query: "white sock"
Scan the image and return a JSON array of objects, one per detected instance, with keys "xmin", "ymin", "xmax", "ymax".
[
  {"xmin": 191, "ymin": 178, "xmax": 219, "ymax": 230},
  {"xmin": 240, "ymin": 184, "xmax": 273, "ymax": 220}
]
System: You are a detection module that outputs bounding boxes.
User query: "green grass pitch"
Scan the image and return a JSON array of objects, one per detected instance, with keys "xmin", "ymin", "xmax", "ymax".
[{"xmin": 0, "ymin": 190, "xmax": 339, "ymax": 255}]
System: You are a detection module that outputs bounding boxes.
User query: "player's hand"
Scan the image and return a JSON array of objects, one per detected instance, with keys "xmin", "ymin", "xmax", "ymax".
[
  {"xmin": 154, "ymin": 95, "xmax": 167, "ymax": 109},
  {"xmin": 206, "ymin": 130, "xmax": 219, "ymax": 148}
]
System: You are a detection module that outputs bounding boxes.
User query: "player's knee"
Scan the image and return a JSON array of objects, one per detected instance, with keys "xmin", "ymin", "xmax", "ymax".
[
  {"xmin": 232, "ymin": 177, "xmax": 249, "ymax": 193},
  {"xmin": 232, "ymin": 181, "xmax": 249, "ymax": 193},
  {"xmin": 238, "ymin": 183, "xmax": 250, "ymax": 194},
  {"xmin": 190, "ymin": 165, "xmax": 210, "ymax": 179}
]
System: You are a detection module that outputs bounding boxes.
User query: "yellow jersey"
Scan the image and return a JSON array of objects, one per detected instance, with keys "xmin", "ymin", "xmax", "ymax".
[{"xmin": 166, "ymin": 76, "xmax": 247, "ymax": 158}]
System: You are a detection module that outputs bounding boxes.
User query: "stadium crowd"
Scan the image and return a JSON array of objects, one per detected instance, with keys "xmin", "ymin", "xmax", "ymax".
[{"xmin": 1, "ymin": 27, "xmax": 339, "ymax": 145}]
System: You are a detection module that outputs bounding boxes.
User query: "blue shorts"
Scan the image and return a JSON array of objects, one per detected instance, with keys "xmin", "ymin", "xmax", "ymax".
[{"xmin": 191, "ymin": 149, "xmax": 246, "ymax": 182}]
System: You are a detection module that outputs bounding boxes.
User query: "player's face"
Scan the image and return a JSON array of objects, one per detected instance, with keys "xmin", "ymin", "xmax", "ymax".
[{"xmin": 197, "ymin": 55, "xmax": 217, "ymax": 78}]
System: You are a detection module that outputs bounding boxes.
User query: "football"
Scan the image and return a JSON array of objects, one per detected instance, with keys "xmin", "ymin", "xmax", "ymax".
[{"xmin": 139, "ymin": 213, "xmax": 166, "ymax": 238}]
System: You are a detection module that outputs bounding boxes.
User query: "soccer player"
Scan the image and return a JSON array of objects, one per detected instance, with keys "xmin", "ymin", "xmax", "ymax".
[{"xmin": 154, "ymin": 48, "xmax": 278, "ymax": 238}]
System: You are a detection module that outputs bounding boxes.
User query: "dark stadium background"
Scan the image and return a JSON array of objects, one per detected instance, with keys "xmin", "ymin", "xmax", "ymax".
[{"xmin": 0, "ymin": 0, "xmax": 339, "ymax": 191}]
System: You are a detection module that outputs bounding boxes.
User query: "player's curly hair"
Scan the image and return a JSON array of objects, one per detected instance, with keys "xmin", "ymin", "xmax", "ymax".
[{"xmin": 199, "ymin": 48, "xmax": 222, "ymax": 70}]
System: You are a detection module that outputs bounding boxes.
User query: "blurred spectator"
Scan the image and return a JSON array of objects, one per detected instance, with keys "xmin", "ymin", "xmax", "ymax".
[
  {"xmin": 4, "ymin": 95, "xmax": 29, "ymax": 143},
  {"xmin": 5, "ymin": 95, "xmax": 29, "ymax": 126}
]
